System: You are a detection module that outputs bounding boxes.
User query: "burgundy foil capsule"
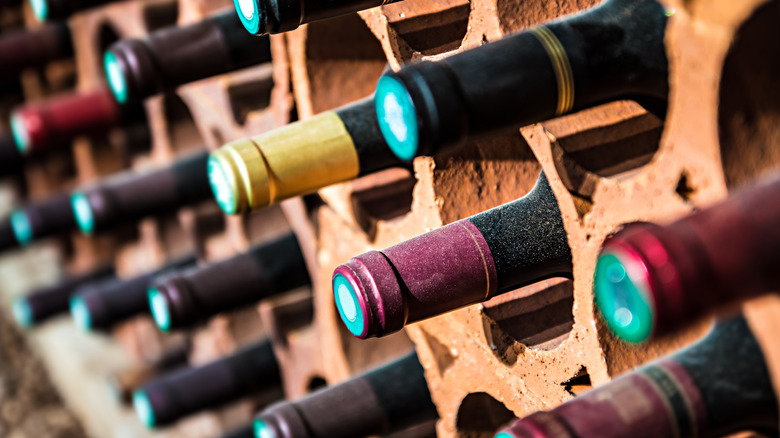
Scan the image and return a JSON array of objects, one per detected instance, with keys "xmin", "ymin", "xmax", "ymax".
[
  {"xmin": 334, "ymin": 172, "xmax": 571, "ymax": 339},
  {"xmin": 496, "ymin": 317, "xmax": 779, "ymax": 438},
  {"xmin": 10, "ymin": 87, "xmax": 137, "ymax": 155},
  {"xmin": 333, "ymin": 221, "xmax": 497, "ymax": 338},
  {"xmin": 594, "ymin": 173, "xmax": 780, "ymax": 342}
]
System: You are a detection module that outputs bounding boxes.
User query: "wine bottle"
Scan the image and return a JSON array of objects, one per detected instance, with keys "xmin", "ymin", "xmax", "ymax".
[
  {"xmin": 254, "ymin": 351, "xmax": 438, "ymax": 438},
  {"xmin": 70, "ymin": 151, "xmax": 211, "ymax": 235},
  {"xmin": 333, "ymin": 172, "xmax": 570, "ymax": 338},
  {"xmin": 10, "ymin": 87, "xmax": 144, "ymax": 155},
  {"xmin": 594, "ymin": 173, "xmax": 780, "ymax": 344},
  {"xmin": 209, "ymin": 96, "xmax": 403, "ymax": 215},
  {"xmin": 69, "ymin": 255, "xmax": 197, "ymax": 332},
  {"xmin": 495, "ymin": 316, "xmax": 778, "ymax": 438},
  {"xmin": 374, "ymin": 0, "xmax": 670, "ymax": 161},
  {"xmin": 0, "ymin": 0, "xmax": 22, "ymax": 10},
  {"xmin": 11, "ymin": 264, "xmax": 116, "ymax": 328},
  {"xmin": 9, "ymin": 193, "xmax": 76, "ymax": 247},
  {"xmin": 0, "ymin": 133, "xmax": 24, "ymax": 177},
  {"xmin": 104, "ymin": 10, "xmax": 272, "ymax": 104},
  {"xmin": 109, "ymin": 340, "xmax": 191, "ymax": 405},
  {"xmin": 148, "ymin": 233, "xmax": 309, "ymax": 331},
  {"xmin": 0, "ymin": 22, "xmax": 73, "ymax": 81},
  {"xmin": 30, "ymin": 0, "xmax": 134, "ymax": 22},
  {"xmin": 133, "ymin": 339, "xmax": 282, "ymax": 428},
  {"xmin": 235, "ymin": 0, "xmax": 403, "ymax": 36}
]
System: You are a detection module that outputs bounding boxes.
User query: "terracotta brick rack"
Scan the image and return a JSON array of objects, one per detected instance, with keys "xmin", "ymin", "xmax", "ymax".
[{"xmin": 2, "ymin": 0, "xmax": 780, "ymax": 436}]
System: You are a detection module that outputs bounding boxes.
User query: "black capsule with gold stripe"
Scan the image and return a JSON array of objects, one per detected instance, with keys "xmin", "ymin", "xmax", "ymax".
[{"xmin": 382, "ymin": 0, "xmax": 669, "ymax": 158}]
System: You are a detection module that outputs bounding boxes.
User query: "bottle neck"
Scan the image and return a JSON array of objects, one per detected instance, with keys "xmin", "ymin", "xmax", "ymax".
[
  {"xmin": 501, "ymin": 317, "xmax": 778, "ymax": 438},
  {"xmin": 468, "ymin": 172, "xmax": 572, "ymax": 293},
  {"xmin": 545, "ymin": 0, "xmax": 669, "ymax": 117}
]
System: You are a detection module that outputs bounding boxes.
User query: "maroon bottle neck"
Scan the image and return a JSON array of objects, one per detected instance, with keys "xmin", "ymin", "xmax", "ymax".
[{"xmin": 501, "ymin": 359, "xmax": 707, "ymax": 438}]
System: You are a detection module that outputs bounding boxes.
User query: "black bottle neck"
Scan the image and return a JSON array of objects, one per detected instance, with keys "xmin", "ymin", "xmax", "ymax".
[
  {"xmin": 468, "ymin": 173, "xmax": 572, "ymax": 293},
  {"xmin": 335, "ymin": 97, "xmax": 406, "ymax": 176}
]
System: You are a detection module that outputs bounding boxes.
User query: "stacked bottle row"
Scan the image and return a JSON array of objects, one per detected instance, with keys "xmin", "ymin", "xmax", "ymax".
[{"xmin": 1, "ymin": 0, "xmax": 779, "ymax": 436}]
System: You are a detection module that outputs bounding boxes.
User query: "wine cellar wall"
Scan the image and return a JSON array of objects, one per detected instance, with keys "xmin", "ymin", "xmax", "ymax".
[{"xmin": 1, "ymin": 0, "xmax": 780, "ymax": 436}]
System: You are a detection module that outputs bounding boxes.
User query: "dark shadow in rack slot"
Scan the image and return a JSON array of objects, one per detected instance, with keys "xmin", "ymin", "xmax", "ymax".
[
  {"xmin": 382, "ymin": 0, "xmax": 470, "ymax": 56},
  {"xmin": 227, "ymin": 68, "xmax": 274, "ymax": 126},
  {"xmin": 142, "ymin": 0, "xmax": 179, "ymax": 32},
  {"xmin": 456, "ymin": 392, "xmax": 515, "ymax": 438},
  {"xmin": 306, "ymin": 376, "xmax": 327, "ymax": 392},
  {"xmin": 350, "ymin": 167, "xmax": 416, "ymax": 241},
  {"xmin": 97, "ymin": 23, "xmax": 120, "ymax": 66},
  {"xmin": 718, "ymin": 0, "xmax": 780, "ymax": 189},
  {"xmin": 561, "ymin": 366, "xmax": 591, "ymax": 397},
  {"xmin": 304, "ymin": 14, "xmax": 387, "ymax": 113},
  {"xmin": 482, "ymin": 278, "xmax": 574, "ymax": 366},
  {"xmin": 162, "ymin": 93, "xmax": 204, "ymax": 152}
]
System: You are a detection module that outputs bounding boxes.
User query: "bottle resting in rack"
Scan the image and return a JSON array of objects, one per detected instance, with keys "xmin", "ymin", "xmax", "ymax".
[
  {"xmin": 374, "ymin": 0, "xmax": 670, "ymax": 161},
  {"xmin": 496, "ymin": 316, "xmax": 778, "ymax": 438},
  {"xmin": 332, "ymin": 172, "xmax": 571, "ymax": 338}
]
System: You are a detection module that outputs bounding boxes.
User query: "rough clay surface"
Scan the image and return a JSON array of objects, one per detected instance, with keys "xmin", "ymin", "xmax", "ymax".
[
  {"xmin": 0, "ymin": 304, "xmax": 85, "ymax": 438},
  {"xmin": 5, "ymin": 0, "xmax": 780, "ymax": 436}
]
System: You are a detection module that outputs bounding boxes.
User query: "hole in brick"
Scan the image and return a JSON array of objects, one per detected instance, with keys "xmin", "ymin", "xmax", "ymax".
[
  {"xmin": 718, "ymin": 0, "xmax": 780, "ymax": 188},
  {"xmin": 434, "ymin": 134, "xmax": 540, "ymax": 225},
  {"xmin": 243, "ymin": 204, "xmax": 293, "ymax": 245},
  {"xmin": 210, "ymin": 127, "xmax": 225, "ymax": 145},
  {"xmin": 303, "ymin": 14, "xmax": 387, "ymax": 114},
  {"xmin": 675, "ymin": 170, "xmax": 696, "ymax": 203},
  {"xmin": 482, "ymin": 278, "xmax": 574, "ymax": 359},
  {"xmin": 142, "ymin": 0, "xmax": 179, "ymax": 32},
  {"xmin": 561, "ymin": 366, "xmax": 591, "ymax": 397},
  {"xmin": 306, "ymin": 376, "xmax": 327, "ymax": 392},
  {"xmin": 350, "ymin": 167, "xmax": 416, "ymax": 241},
  {"xmin": 382, "ymin": 0, "xmax": 470, "ymax": 56},
  {"xmin": 386, "ymin": 420, "xmax": 439, "ymax": 438},
  {"xmin": 455, "ymin": 392, "xmax": 515, "ymax": 437},
  {"xmin": 162, "ymin": 94, "xmax": 204, "ymax": 152},
  {"xmin": 570, "ymin": 193, "xmax": 593, "ymax": 221},
  {"xmin": 97, "ymin": 23, "xmax": 120, "ymax": 61},
  {"xmin": 227, "ymin": 69, "xmax": 274, "ymax": 125},
  {"xmin": 549, "ymin": 102, "xmax": 662, "ymax": 179},
  {"xmin": 496, "ymin": 0, "xmax": 595, "ymax": 35},
  {"xmin": 110, "ymin": 122, "xmax": 153, "ymax": 159},
  {"xmin": 185, "ymin": 202, "xmax": 227, "ymax": 256}
]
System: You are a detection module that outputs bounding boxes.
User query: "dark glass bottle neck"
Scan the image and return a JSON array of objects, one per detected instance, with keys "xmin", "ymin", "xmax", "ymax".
[
  {"xmin": 82, "ymin": 255, "xmax": 196, "ymax": 330},
  {"xmin": 210, "ymin": 11, "xmax": 272, "ymax": 69},
  {"xmin": 405, "ymin": 0, "xmax": 668, "ymax": 157},
  {"xmin": 172, "ymin": 151, "xmax": 212, "ymax": 204},
  {"xmin": 260, "ymin": 0, "xmax": 400, "ymax": 34},
  {"xmin": 23, "ymin": 194, "xmax": 76, "ymax": 239},
  {"xmin": 546, "ymin": 0, "xmax": 669, "ymax": 117},
  {"xmin": 362, "ymin": 352, "xmax": 438, "ymax": 434},
  {"xmin": 335, "ymin": 97, "xmax": 405, "ymax": 176},
  {"xmin": 468, "ymin": 173, "xmax": 572, "ymax": 292},
  {"xmin": 24, "ymin": 265, "xmax": 116, "ymax": 324},
  {"xmin": 670, "ymin": 317, "xmax": 778, "ymax": 436}
]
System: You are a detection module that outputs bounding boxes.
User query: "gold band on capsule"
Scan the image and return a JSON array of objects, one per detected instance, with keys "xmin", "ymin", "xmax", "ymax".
[{"xmin": 530, "ymin": 26, "xmax": 575, "ymax": 116}]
